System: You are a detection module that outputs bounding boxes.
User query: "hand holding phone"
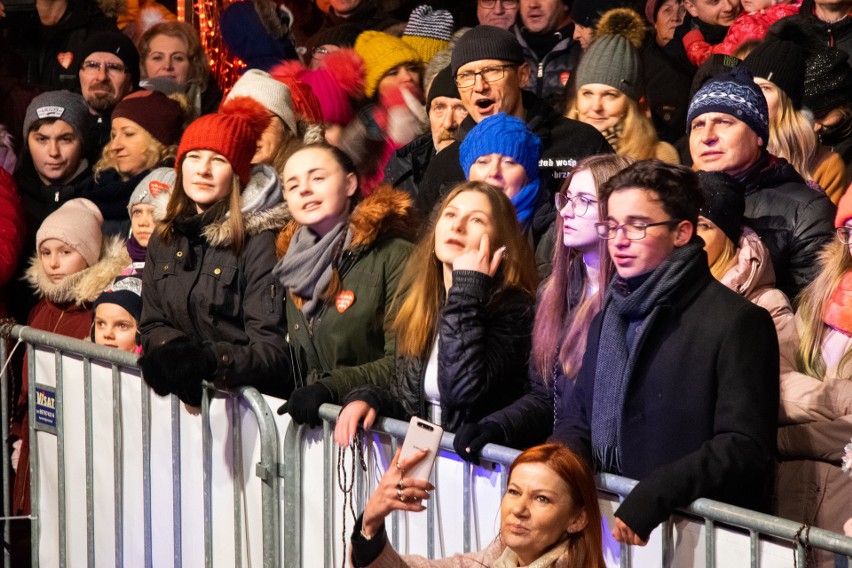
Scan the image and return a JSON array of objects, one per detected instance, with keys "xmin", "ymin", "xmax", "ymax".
[{"xmin": 399, "ymin": 417, "xmax": 443, "ymax": 482}]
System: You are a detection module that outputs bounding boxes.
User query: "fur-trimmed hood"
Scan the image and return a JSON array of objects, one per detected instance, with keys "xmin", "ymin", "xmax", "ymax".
[
  {"xmin": 26, "ymin": 236, "xmax": 131, "ymax": 305},
  {"xmin": 276, "ymin": 184, "xmax": 418, "ymax": 258},
  {"xmin": 154, "ymin": 163, "xmax": 292, "ymax": 248}
]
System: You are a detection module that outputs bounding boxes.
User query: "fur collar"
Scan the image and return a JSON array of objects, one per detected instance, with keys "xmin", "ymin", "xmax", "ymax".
[
  {"xmin": 202, "ymin": 202, "xmax": 291, "ymax": 247},
  {"xmin": 276, "ymin": 184, "xmax": 418, "ymax": 258},
  {"xmin": 26, "ymin": 236, "xmax": 131, "ymax": 305}
]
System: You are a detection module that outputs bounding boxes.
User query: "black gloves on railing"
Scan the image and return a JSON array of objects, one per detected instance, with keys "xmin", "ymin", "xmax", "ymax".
[
  {"xmin": 453, "ymin": 422, "xmax": 505, "ymax": 465},
  {"xmin": 140, "ymin": 337, "xmax": 217, "ymax": 407},
  {"xmin": 277, "ymin": 383, "xmax": 334, "ymax": 428}
]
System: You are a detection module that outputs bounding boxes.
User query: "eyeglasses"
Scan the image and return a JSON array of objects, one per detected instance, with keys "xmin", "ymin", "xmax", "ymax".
[
  {"xmin": 595, "ymin": 219, "xmax": 682, "ymax": 240},
  {"xmin": 311, "ymin": 45, "xmax": 339, "ymax": 59},
  {"xmin": 555, "ymin": 193, "xmax": 597, "ymax": 217},
  {"xmin": 478, "ymin": 0, "xmax": 518, "ymax": 7},
  {"xmin": 80, "ymin": 60, "xmax": 127, "ymax": 76},
  {"xmin": 837, "ymin": 226, "xmax": 852, "ymax": 244},
  {"xmin": 454, "ymin": 64, "xmax": 516, "ymax": 89}
]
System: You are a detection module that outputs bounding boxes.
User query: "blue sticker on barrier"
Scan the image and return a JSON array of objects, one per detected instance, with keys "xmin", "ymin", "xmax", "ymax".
[{"xmin": 34, "ymin": 385, "xmax": 57, "ymax": 434}]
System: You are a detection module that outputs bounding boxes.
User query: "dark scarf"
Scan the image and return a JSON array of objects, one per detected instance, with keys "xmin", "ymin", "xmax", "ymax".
[
  {"xmin": 85, "ymin": 168, "xmax": 150, "ymax": 221},
  {"xmin": 126, "ymin": 234, "xmax": 147, "ymax": 263},
  {"xmin": 172, "ymin": 203, "xmax": 224, "ymax": 270},
  {"xmin": 522, "ymin": 23, "xmax": 574, "ymax": 61},
  {"xmin": 591, "ymin": 240, "xmax": 706, "ymax": 473},
  {"xmin": 273, "ymin": 221, "xmax": 352, "ymax": 317},
  {"xmin": 694, "ymin": 17, "xmax": 730, "ymax": 45},
  {"xmin": 601, "ymin": 123, "xmax": 625, "ymax": 153}
]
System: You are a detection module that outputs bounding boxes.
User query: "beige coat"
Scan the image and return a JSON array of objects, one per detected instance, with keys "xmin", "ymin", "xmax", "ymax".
[{"xmin": 361, "ymin": 539, "xmax": 575, "ymax": 568}]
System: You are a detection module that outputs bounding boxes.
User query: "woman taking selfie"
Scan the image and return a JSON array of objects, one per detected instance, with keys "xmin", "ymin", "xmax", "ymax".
[
  {"xmin": 139, "ymin": 97, "xmax": 290, "ymax": 405},
  {"xmin": 275, "ymin": 143, "xmax": 417, "ymax": 427},
  {"xmin": 333, "ymin": 180, "xmax": 538, "ymax": 445},
  {"xmin": 350, "ymin": 443, "xmax": 606, "ymax": 568}
]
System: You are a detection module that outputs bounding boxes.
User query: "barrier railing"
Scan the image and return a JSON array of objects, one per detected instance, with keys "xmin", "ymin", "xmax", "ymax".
[{"xmin": 4, "ymin": 325, "xmax": 852, "ymax": 567}]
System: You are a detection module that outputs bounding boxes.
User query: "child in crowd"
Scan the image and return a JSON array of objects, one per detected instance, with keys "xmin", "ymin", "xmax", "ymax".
[
  {"xmin": 139, "ymin": 97, "xmax": 290, "ymax": 406},
  {"xmin": 683, "ymin": 0, "xmax": 800, "ymax": 66},
  {"xmin": 120, "ymin": 167, "xmax": 176, "ymax": 280},
  {"xmin": 12, "ymin": 198, "xmax": 127, "ymax": 518},
  {"xmin": 92, "ymin": 277, "xmax": 143, "ymax": 354}
]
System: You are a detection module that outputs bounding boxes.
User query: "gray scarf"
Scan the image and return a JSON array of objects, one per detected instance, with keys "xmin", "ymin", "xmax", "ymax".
[
  {"xmin": 591, "ymin": 240, "xmax": 705, "ymax": 473},
  {"xmin": 273, "ymin": 222, "xmax": 351, "ymax": 316}
]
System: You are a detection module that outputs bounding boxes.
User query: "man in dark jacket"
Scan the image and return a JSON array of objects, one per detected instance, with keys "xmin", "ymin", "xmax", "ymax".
[
  {"xmin": 688, "ymin": 66, "xmax": 835, "ymax": 301},
  {"xmin": 416, "ymin": 25, "xmax": 611, "ymax": 217},
  {"xmin": 385, "ymin": 66, "xmax": 467, "ymax": 198},
  {"xmin": 512, "ymin": 0, "xmax": 580, "ymax": 107},
  {"xmin": 552, "ymin": 160, "xmax": 779, "ymax": 545},
  {"xmin": 788, "ymin": 0, "xmax": 852, "ymax": 60}
]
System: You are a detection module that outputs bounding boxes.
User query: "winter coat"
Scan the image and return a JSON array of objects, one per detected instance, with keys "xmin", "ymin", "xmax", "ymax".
[
  {"xmin": 351, "ymin": 517, "xmax": 576, "ymax": 568},
  {"xmin": 791, "ymin": 0, "xmax": 852, "ymax": 60},
  {"xmin": 275, "ymin": 185, "xmax": 416, "ymax": 403},
  {"xmin": 141, "ymin": 164, "xmax": 291, "ymax": 396},
  {"xmin": 0, "ymin": 0, "xmax": 117, "ymax": 92},
  {"xmin": 552, "ymin": 251, "xmax": 780, "ymax": 541},
  {"xmin": 775, "ymin": 312, "xmax": 852, "ymax": 554},
  {"xmin": 641, "ymin": 36, "xmax": 695, "ymax": 145},
  {"xmin": 720, "ymin": 227, "xmax": 794, "ymax": 335},
  {"xmin": 683, "ymin": 4, "xmax": 799, "ymax": 66},
  {"xmin": 12, "ymin": 235, "xmax": 128, "ymax": 516},
  {"xmin": 343, "ymin": 270, "xmax": 535, "ymax": 433},
  {"xmin": 812, "ymin": 146, "xmax": 849, "ymax": 204},
  {"xmin": 84, "ymin": 167, "xmax": 157, "ymax": 238},
  {"xmin": 0, "ymin": 168, "xmax": 24, "ymax": 316},
  {"xmin": 384, "ymin": 132, "xmax": 436, "ymax": 199},
  {"xmin": 416, "ymin": 90, "xmax": 612, "ymax": 217},
  {"xmin": 512, "ymin": 24, "xmax": 582, "ymax": 106},
  {"xmin": 734, "ymin": 153, "xmax": 836, "ymax": 302}
]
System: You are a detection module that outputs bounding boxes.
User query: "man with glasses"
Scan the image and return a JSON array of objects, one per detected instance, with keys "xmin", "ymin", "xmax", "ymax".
[
  {"xmin": 416, "ymin": 25, "xmax": 610, "ymax": 216},
  {"xmin": 73, "ymin": 31, "xmax": 139, "ymax": 163},
  {"xmin": 478, "ymin": 0, "xmax": 519, "ymax": 29},
  {"xmin": 553, "ymin": 159, "xmax": 779, "ymax": 548},
  {"xmin": 688, "ymin": 66, "xmax": 835, "ymax": 302}
]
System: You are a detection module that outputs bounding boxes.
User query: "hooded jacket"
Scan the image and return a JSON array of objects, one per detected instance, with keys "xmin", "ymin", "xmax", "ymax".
[
  {"xmin": 276, "ymin": 185, "xmax": 416, "ymax": 403},
  {"xmin": 343, "ymin": 270, "xmax": 535, "ymax": 433},
  {"xmin": 735, "ymin": 154, "xmax": 836, "ymax": 302},
  {"xmin": 141, "ymin": 164, "xmax": 291, "ymax": 396},
  {"xmin": 13, "ymin": 234, "xmax": 128, "ymax": 516}
]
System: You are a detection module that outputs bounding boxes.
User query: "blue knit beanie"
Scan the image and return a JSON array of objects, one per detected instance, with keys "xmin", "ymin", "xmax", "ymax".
[
  {"xmin": 686, "ymin": 65, "xmax": 769, "ymax": 145},
  {"xmin": 460, "ymin": 113, "xmax": 542, "ymax": 226}
]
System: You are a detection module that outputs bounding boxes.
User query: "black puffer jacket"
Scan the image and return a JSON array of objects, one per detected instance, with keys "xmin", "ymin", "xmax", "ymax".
[
  {"xmin": 734, "ymin": 154, "xmax": 836, "ymax": 302},
  {"xmin": 344, "ymin": 271, "xmax": 534, "ymax": 432},
  {"xmin": 512, "ymin": 24, "xmax": 582, "ymax": 107},
  {"xmin": 791, "ymin": 0, "xmax": 852, "ymax": 59},
  {"xmin": 141, "ymin": 165, "xmax": 291, "ymax": 397},
  {"xmin": 383, "ymin": 132, "xmax": 435, "ymax": 199},
  {"xmin": 416, "ymin": 90, "xmax": 612, "ymax": 216}
]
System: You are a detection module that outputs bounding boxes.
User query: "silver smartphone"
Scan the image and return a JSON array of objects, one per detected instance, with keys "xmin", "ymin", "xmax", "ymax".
[{"xmin": 399, "ymin": 417, "xmax": 443, "ymax": 481}]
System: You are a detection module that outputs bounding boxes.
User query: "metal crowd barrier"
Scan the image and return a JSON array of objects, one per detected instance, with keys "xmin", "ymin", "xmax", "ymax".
[
  {"xmin": 4, "ymin": 324, "xmax": 852, "ymax": 567},
  {"xmin": 2, "ymin": 324, "xmax": 281, "ymax": 567}
]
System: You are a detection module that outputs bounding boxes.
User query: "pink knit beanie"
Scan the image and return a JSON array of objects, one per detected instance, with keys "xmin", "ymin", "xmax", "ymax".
[{"xmin": 36, "ymin": 198, "xmax": 104, "ymax": 267}]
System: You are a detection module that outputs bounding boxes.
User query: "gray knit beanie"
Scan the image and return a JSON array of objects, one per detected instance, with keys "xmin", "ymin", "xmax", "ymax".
[
  {"xmin": 226, "ymin": 69, "xmax": 299, "ymax": 135},
  {"xmin": 573, "ymin": 9, "xmax": 646, "ymax": 101},
  {"xmin": 127, "ymin": 167, "xmax": 176, "ymax": 215},
  {"xmin": 23, "ymin": 90, "xmax": 90, "ymax": 145},
  {"xmin": 451, "ymin": 26, "xmax": 525, "ymax": 75}
]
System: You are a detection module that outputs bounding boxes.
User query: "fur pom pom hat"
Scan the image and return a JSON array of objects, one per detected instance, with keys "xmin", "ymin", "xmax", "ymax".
[
  {"xmin": 268, "ymin": 65, "xmax": 325, "ymax": 124},
  {"xmin": 574, "ymin": 8, "xmax": 647, "ymax": 101},
  {"xmin": 271, "ymin": 50, "xmax": 365, "ymax": 126},
  {"xmin": 177, "ymin": 97, "xmax": 271, "ymax": 186},
  {"xmin": 36, "ymin": 198, "xmax": 104, "ymax": 267}
]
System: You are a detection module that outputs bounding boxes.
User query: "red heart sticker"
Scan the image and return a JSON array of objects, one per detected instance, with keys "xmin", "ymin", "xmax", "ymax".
[
  {"xmin": 57, "ymin": 52, "xmax": 73, "ymax": 69},
  {"xmin": 336, "ymin": 290, "xmax": 355, "ymax": 313},
  {"xmin": 149, "ymin": 180, "xmax": 170, "ymax": 197}
]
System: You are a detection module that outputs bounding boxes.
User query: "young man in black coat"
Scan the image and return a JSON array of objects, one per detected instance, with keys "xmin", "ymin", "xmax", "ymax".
[{"xmin": 552, "ymin": 160, "xmax": 779, "ymax": 545}]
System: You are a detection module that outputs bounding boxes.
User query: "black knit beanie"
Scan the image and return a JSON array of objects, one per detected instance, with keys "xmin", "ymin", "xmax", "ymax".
[
  {"xmin": 742, "ymin": 38, "xmax": 805, "ymax": 109},
  {"xmin": 74, "ymin": 31, "xmax": 140, "ymax": 88},
  {"xmin": 451, "ymin": 26, "xmax": 525, "ymax": 75},
  {"xmin": 427, "ymin": 66, "xmax": 461, "ymax": 113},
  {"xmin": 697, "ymin": 171, "xmax": 746, "ymax": 245},
  {"xmin": 803, "ymin": 47, "xmax": 852, "ymax": 117}
]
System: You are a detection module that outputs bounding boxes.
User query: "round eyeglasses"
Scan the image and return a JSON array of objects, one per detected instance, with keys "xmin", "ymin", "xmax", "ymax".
[{"xmin": 555, "ymin": 193, "xmax": 597, "ymax": 217}]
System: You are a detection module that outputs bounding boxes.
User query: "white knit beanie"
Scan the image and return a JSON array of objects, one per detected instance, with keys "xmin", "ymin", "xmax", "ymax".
[
  {"xmin": 36, "ymin": 198, "xmax": 104, "ymax": 267},
  {"xmin": 226, "ymin": 69, "xmax": 299, "ymax": 135}
]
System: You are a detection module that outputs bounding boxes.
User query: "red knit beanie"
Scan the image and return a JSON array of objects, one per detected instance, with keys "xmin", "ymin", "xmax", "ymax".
[
  {"xmin": 269, "ymin": 65, "xmax": 324, "ymax": 124},
  {"xmin": 176, "ymin": 97, "xmax": 271, "ymax": 186},
  {"xmin": 112, "ymin": 90, "xmax": 185, "ymax": 146},
  {"xmin": 837, "ymin": 182, "xmax": 852, "ymax": 228}
]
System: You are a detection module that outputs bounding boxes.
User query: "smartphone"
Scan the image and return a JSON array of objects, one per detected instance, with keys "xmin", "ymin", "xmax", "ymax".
[{"xmin": 398, "ymin": 417, "xmax": 443, "ymax": 482}]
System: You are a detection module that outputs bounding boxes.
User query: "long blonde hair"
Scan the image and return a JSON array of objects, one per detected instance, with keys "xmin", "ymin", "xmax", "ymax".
[
  {"xmin": 767, "ymin": 89, "xmax": 816, "ymax": 180},
  {"xmin": 568, "ymin": 96, "xmax": 665, "ymax": 161},
  {"xmin": 157, "ymin": 156, "xmax": 246, "ymax": 253},
  {"xmin": 531, "ymin": 155, "xmax": 633, "ymax": 381},
  {"xmin": 392, "ymin": 181, "xmax": 539, "ymax": 359},
  {"xmin": 796, "ymin": 238, "xmax": 852, "ymax": 379}
]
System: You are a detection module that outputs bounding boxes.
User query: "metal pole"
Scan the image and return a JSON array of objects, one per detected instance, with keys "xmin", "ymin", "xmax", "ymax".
[
  {"xmin": 231, "ymin": 396, "xmax": 243, "ymax": 567},
  {"xmin": 112, "ymin": 365, "xmax": 123, "ymax": 568},
  {"xmin": 27, "ymin": 345, "xmax": 39, "ymax": 568},
  {"xmin": 54, "ymin": 350, "xmax": 66, "ymax": 568},
  {"xmin": 83, "ymin": 358, "xmax": 95, "ymax": 568},
  {"xmin": 141, "ymin": 380, "xmax": 152, "ymax": 568},
  {"xmin": 171, "ymin": 395, "xmax": 182, "ymax": 567},
  {"xmin": 202, "ymin": 387, "xmax": 213, "ymax": 568}
]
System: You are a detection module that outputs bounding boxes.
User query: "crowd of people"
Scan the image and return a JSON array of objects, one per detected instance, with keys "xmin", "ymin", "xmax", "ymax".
[{"xmin": 2, "ymin": 0, "xmax": 852, "ymax": 565}]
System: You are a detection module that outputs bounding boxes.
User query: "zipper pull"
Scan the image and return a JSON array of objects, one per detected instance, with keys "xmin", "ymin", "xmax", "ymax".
[{"xmin": 54, "ymin": 190, "xmax": 60, "ymax": 202}]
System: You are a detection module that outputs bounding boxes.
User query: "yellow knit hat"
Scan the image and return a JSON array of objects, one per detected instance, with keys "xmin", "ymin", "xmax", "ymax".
[
  {"xmin": 355, "ymin": 31, "xmax": 423, "ymax": 98},
  {"xmin": 402, "ymin": 5, "xmax": 454, "ymax": 63}
]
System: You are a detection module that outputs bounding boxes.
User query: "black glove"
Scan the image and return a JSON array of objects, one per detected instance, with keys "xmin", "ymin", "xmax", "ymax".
[
  {"xmin": 140, "ymin": 338, "xmax": 217, "ymax": 405},
  {"xmin": 277, "ymin": 383, "xmax": 334, "ymax": 428},
  {"xmin": 453, "ymin": 422, "xmax": 505, "ymax": 465}
]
